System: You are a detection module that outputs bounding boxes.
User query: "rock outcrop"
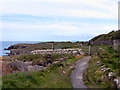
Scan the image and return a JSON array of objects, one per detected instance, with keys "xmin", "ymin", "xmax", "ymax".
[
  {"xmin": 2, "ymin": 61, "xmax": 13, "ymax": 75},
  {"xmin": 27, "ymin": 65, "xmax": 43, "ymax": 71},
  {"xmin": 4, "ymin": 45, "xmax": 27, "ymax": 50},
  {"xmin": 10, "ymin": 60, "xmax": 31, "ymax": 72},
  {"xmin": 114, "ymin": 77, "xmax": 120, "ymax": 88}
]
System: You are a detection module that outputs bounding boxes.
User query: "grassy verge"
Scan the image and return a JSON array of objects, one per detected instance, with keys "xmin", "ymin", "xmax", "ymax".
[
  {"xmin": 2, "ymin": 54, "xmax": 82, "ymax": 88},
  {"xmin": 83, "ymin": 45, "xmax": 120, "ymax": 88}
]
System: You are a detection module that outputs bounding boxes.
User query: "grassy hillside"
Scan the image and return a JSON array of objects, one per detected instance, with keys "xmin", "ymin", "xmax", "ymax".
[
  {"xmin": 12, "ymin": 42, "xmax": 83, "ymax": 50},
  {"xmin": 2, "ymin": 54, "xmax": 82, "ymax": 88},
  {"xmin": 90, "ymin": 30, "xmax": 120, "ymax": 42},
  {"xmin": 83, "ymin": 45, "xmax": 120, "ymax": 88}
]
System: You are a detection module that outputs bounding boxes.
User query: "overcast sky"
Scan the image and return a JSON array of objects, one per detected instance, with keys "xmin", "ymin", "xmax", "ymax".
[{"xmin": 0, "ymin": 0, "xmax": 119, "ymax": 41}]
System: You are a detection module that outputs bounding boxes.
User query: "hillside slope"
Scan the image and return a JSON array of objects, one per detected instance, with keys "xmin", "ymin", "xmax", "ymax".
[{"xmin": 89, "ymin": 30, "xmax": 120, "ymax": 45}]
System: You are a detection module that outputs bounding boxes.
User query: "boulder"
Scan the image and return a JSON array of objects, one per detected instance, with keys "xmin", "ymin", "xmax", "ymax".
[
  {"xmin": 47, "ymin": 60, "xmax": 52, "ymax": 64},
  {"xmin": 108, "ymin": 72, "xmax": 117, "ymax": 79},
  {"xmin": 5, "ymin": 45, "xmax": 27, "ymax": 50},
  {"xmin": 114, "ymin": 77, "xmax": 120, "ymax": 88},
  {"xmin": 96, "ymin": 61, "xmax": 102, "ymax": 66},
  {"xmin": 27, "ymin": 65, "xmax": 43, "ymax": 71},
  {"xmin": 10, "ymin": 60, "xmax": 30, "ymax": 72},
  {"xmin": 100, "ymin": 68, "xmax": 110, "ymax": 72},
  {"xmin": 53, "ymin": 61, "xmax": 59, "ymax": 64},
  {"xmin": 2, "ymin": 61, "xmax": 13, "ymax": 75},
  {"xmin": 100, "ymin": 65, "xmax": 105, "ymax": 68}
]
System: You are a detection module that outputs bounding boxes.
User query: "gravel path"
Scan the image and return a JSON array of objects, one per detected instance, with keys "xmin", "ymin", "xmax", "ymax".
[{"xmin": 71, "ymin": 56, "xmax": 91, "ymax": 88}]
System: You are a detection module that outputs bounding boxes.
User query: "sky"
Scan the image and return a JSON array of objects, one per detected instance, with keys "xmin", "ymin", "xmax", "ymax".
[{"xmin": 0, "ymin": 0, "xmax": 119, "ymax": 41}]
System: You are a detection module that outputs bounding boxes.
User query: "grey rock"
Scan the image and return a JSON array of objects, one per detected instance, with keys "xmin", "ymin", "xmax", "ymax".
[
  {"xmin": 114, "ymin": 77, "xmax": 120, "ymax": 88},
  {"xmin": 108, "ymin": 72, "xmax": 117, "ymax": 79},
  {"xmin": 100, "ymin": 68, "xmax": 110, "ymax": 72},
  {"xmin": 96, "ymin": 61, "xmax": 101, "ymax": 66},
  {"xmin": 10, "ymin": 60, "xmax": 30, "ymax": 72},
  {"xmin": 27, "ymin": 65, "xmax": 43, "ymax": 71}
]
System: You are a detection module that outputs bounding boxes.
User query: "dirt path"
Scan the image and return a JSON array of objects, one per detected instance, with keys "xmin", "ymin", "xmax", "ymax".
[{"xmin": 71, "ymin": 56, "xmax": 91, "ymax": 88}]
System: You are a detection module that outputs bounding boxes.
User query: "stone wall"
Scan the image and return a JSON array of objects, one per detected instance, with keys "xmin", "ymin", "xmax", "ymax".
[
  {"xmin": 90, "ymin": 40, "xmax": 120, "ymax": 46},
  {"xmin": 31, "ymin": 49, "xmax": 82, "ymax": 55},
  {"xmin": 90, "ymin": 40, "xmax": 113, "ymax": 45},
  {"xmin": 9, "ymin": 49, "xmax": 31, "ymax": 56}
]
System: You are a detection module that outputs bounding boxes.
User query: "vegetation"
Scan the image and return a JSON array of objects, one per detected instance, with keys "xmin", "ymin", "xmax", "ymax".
[
  {"xmin": 16, "ymin": 42, "xmax": 83, "ymax": 51},
  {"xmin": 90, "ymin": 34, "xmax": 105, "ymax": 42},
  {"xmin": 118, "ymin": 45, "xmax": 120, "ymax": 56},
  {"xmin": 2, "ymin": 30, "xmax": 120, "ymax": 88},
  {"xmin": 83, "ymin": 45, "xmax": 120, "ymax": 88},
  {"xmin": 2, "ymin": 54, "xmax": 82, "ymax": 88},
  {"xmin": 15, "ymin": 54, "xmax": 73, "ymax": 65},
  {"xmin": 90, "ymin": 30, "xmax": 120, "ymax": 42}
]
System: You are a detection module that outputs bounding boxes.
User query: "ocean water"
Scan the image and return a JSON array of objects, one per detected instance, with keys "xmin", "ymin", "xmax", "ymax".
[{"xmin": 0, "ymin": 41, "xmax": 42, "ymax": 56}]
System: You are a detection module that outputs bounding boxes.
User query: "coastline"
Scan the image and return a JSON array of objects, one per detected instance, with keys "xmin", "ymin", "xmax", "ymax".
[{"xmin": 1, "ymin": 41, "xmax": 42, "ymax": 56}]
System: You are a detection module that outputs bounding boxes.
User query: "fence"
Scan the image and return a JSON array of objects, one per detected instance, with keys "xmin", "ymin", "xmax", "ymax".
[{"xmin": 81, "ymin": 46, "xmax": 101, "ymax": 55}]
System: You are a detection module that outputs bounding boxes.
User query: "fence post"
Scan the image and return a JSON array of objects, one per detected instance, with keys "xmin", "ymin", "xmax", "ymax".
[
  {"xmin": 88, "ymin": 45, "xmax": 91, "ymax": 55},
  {"xmin": 52, "ymin": 44, "xmax": 54, "ymax": 50}
]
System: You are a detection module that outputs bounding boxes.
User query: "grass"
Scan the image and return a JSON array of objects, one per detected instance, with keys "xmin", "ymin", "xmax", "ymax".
[
  {"xmin": 90, "ymin": 30, "xmax": 120, "ymax": 41},
  {"xmin": 83, "ymin": 56, "xmax": 114, "ymax": 88},
  {"xmin": 14, "ymin": 54, "xmax": 74, "ymax": 65},
  {"xmin": 2, "ymin": 54, "xmax": 82, "ymax": 88},
  {"xmin": 83, "ymin": 45, "xmax": 120, "ymax": 88},
  {"xmin": 3, "ymin": 67, "xmax": 71, "ymax": 88},
  {"xmin": 19, "ymin": 42, "xmax": 82, "ymax": 51}
]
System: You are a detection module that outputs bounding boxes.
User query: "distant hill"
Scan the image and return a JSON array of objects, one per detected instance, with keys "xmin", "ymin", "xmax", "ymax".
[{"xmin": 89, "ymin": 30, "xmax": 120, "ymax": 45}]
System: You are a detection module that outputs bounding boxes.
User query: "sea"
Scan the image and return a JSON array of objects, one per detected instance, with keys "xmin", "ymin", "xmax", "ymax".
[{"xmin": 0, "ymin": 41, "xmax": 42, "ymax": 56}]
